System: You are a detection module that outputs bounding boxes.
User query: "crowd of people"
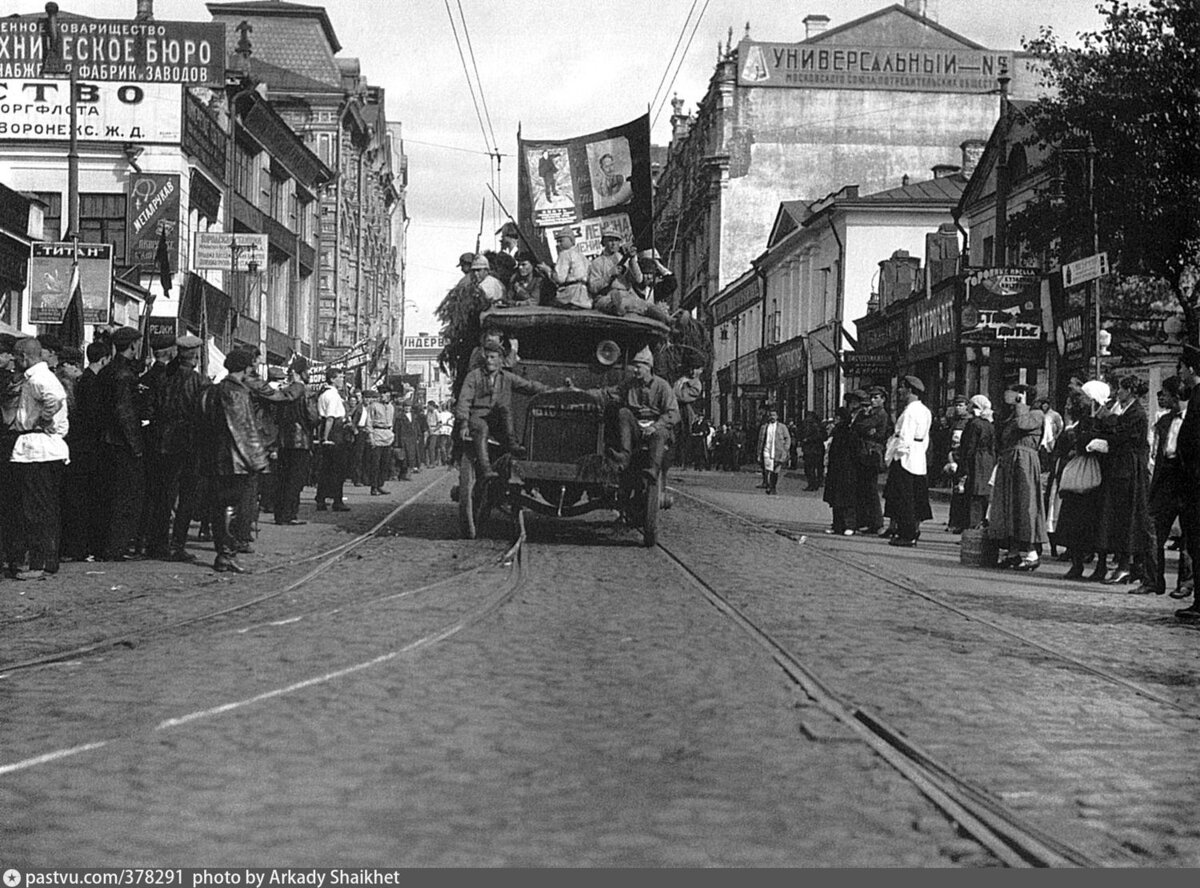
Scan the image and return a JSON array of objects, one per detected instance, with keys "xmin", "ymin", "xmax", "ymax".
[
  {"xmin": 754, "ymin": 350, "xmax": 1199, "ymax": 622},
  {"xmin": 0, "ymin": 328, "xmax": 453, "ymax": 579}
]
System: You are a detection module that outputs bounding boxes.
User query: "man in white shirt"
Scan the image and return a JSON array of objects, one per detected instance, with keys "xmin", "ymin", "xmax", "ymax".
[
  {"xmin": 315, "ymin": 367, "xmax": 350, "ymax": 512},
  {"xmin": 757, "ymin": 407, "xmax": 791, "ymax": 495},
  {"xmin": 883, "ymin": 375, "xmax": 933, "ymax": 546},
  {"xmin": 470, "ymin": 254, "xmax": 505, "ymax": 306},
  {"xmin": 8, "ymin": 337, "xmax": 69, "ymax": 579}
]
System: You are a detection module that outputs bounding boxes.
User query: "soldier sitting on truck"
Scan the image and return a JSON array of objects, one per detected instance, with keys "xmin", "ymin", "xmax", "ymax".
[
  {"xmin": 454, "ymin": 338, "xmax": 549, "ymax": 478},
  {"xmin": 583, "ymin": 346, "xmax": 679, "ymax": 484}
]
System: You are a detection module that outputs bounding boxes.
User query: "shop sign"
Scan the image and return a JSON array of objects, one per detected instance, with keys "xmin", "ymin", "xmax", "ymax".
[
  {"xmin": 809, "ymin": 324, "xmax": 840, "ymax": 371},
  {"xmin": 1062, "ymin": 252, "xmax": 1109, "ymax": 288},
  {"xmin": 772, "ymin": 337, "xmax": 807, "ymax": 380},
  {"xmin": 857, "ymin": 312, "xmax": 906, "ymax": 355},
  {"xmin": 0, "ymin": 19, "xmax": 225, "ymax": 86},
  {"xmin": 126, "ymin": 173, "xmax": 179, "ymax": 270},
  {"xmin": 735, "ymin": 351, "xmax": 760, "ymax": 386},
  {"xmin": 0, "ymin": 79, "xmax": 181, "ymax": 142},
  {"xmin": 757, "ymin": 349, "xmax": 778, "ymax": 383},
  {"xmin": 964, "ymin": 266, "xmax": 1039, "ymax": 297},
  {"xmin": 1055, "ymin": 312, "xmax": 1086, "ymax": 360},
  {"xmin": 843, "ymin": 352, "xmax": 895, "ymax": 377},
  {"xmin": 193, "ymin": 232, "xmax": 267, "ymax": 272},
  {"xmin": 906, "ymin": 290, "xmax": 956, "ymax": 361},
  {"xmin": 146, "ymin": 316, "xmax": 178, "ymax": 341}
]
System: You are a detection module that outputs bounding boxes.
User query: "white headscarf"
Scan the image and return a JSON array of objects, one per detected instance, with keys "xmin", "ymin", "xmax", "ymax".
[
  {"xmin": 1080, "ymin": 380, "xmax": 1111, "ymax": 406},
  {"xmin": 969, "ymin": 394, "xmax": 993, "ymax": 422}
]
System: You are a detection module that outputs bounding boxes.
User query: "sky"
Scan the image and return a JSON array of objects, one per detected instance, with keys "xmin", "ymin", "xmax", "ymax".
[{"xmin": 10, "ymin": 0, "xmax": 1112, "ymax": 337}]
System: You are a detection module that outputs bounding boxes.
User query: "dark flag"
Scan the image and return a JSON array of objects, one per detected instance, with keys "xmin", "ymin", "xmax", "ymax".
[
  {"xmin": 60, "ymin": 252, "xmax": 85, "ymax": 349},
  {"xmin": 155, "ymin": 226, "xmax": 173, "ymax": 295}
]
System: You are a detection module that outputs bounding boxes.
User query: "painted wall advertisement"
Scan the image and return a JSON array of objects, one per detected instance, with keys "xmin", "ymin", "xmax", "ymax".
[
  {"xmin": 0, "ymin": 79, "xmax": 182, "ymax": 142},
  {"xmin": 29, "ymin": 242, "xmax": 112, "ymax": 324},
  {"xmin": 126, "ymin": 173, "xmax": 179, "ymax": 270},
  {"xmin": 961, "ymin": 267, "xmax": 1043, "ymax": 349},
  {"xmin": 517, "ymin": 114, "xmax": 653, "ymax": 261},
  {"xmin": 738, "ymin": 39, "xmax": 1020, "ymax": 93}
]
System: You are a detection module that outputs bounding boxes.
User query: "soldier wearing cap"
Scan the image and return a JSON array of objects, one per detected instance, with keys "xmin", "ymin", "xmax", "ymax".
[
  {"xmin": 587, "ymin": 226, "xmax": 642, "ymax": 306},
  {"xmin": 539, "ymin": 228, "xmax": 591, "ymax": 310},
  {"xmin": 635, "ymin": 248, "xmax": 678, "ymax": 306},
  {"xmin": 141, "ymin": 333, "xmax": 208, "ymax": 561},
  {"xmin": 882, "ymin": 375, "xmax": 933, "ymax": 546},
  {"xmin": 96, "ymin": 326, "xmax": 145, "ymax": 561},
  {"xmin": 507, "ymin": 252, "xmax": 550, "ymax": 306},
  {"xmin": 454, "ymin": 336, "xmax": 549, "ymax": 478},
  {"xmin": 584, "ymin": 345, "xmax": 679, "ymax": 483},
  {"xmin": 470, "ymin": 253, "xmax": 505, "ymax": 305}
]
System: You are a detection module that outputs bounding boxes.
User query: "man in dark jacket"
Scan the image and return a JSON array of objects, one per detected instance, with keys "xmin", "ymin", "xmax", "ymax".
[
  {"xmin": 798, "ymin": 411, "xmax": 826, "ymax": 490},
  {"xmin": 851, "ymin": 387, "xmax": 891, "ymax": 533},
  {"xmin": 146, "ymin": 334, "xmax": 207, "ymax": 561},
  {"xmin": 1175, "ymin": 344, "xmax": 1200, "ymax": 620},
  {"xmin": 137, "ymin": 333, "xmax": 176, "ymax": 555},
  {"xmin": 61, "ymin": 340, "xmax": 110, "ymax": 561},
  {"xmin": 97, "ymin": 327, "xmax": 146, "ymax": 560},
  {"xmin": 273, "ymin": 356, "xmax": 313, "ymax": 526},
  {"xmin": 199, "ymin": 350, "xmax": 300, "ymax": 573}
]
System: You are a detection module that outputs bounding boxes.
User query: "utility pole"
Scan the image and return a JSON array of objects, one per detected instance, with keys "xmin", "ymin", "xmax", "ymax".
[{"xmin": 1086, "ymin": 133, "xmax": 1101, "ymax": 380}]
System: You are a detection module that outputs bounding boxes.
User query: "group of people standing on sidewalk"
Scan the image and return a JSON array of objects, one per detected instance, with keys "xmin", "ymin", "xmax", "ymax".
[
  {"xmin": 797, "ymin": 345, "xmax": 1200, "ymax": 622},
  {"xmin": 0, "ymin": 327, "xmax": 430, "ymax": 579}
]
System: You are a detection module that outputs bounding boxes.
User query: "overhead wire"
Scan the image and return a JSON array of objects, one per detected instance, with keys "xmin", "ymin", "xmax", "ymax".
[
  {"xmin": 442, "ymin": 0, "xmax": 493, "ymax": 159},
  {"xmin": 652, "ymin": 0, "xmax": 714, "ymax": 129},
  {"xmin": 648, "ymin": 0, "xmax": 700, "ymax": 121}
]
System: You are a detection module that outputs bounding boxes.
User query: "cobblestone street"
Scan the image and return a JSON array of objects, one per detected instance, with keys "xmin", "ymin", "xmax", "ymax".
[{"xmin": 1, "ymin": 469, "xmax": 1197, "ymax": 866}]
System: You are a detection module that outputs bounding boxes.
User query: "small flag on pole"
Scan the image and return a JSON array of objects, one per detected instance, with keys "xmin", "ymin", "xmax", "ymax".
[{"xmin": 61, "ymin": 244, "xmax": 85, "ymax": 348}]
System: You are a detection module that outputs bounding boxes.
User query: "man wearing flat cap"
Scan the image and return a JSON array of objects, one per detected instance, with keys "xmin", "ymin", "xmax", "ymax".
[
  {"xmin": 198, "ymin": 349, "xmax": 300, "ymax": 573},
  {"xmin": 1175, "ymin": 343, "xmax": 1200, "ymax": 620},
  {"xmin": 60, "ymin": 340, "xmax": 110, "ymax": 562},
  {"xmin": 851, "ymin": 386, "xmax": 892, "ymax": 532},
  {"xmin": 882, "ymin": 375, "xmax": 933, "ymax": 546},
  {"xmin": 138, "ymin": 332, "xmax": 180, "ymax": 556},
  {"xmin": 584, "ymin": 345, "xmax": 679, "ymax": 484},
  {"xmin": 454, "ymin": 337, "xmax": 549, "ymax": 478},
  {"xmin": 143, "ymin": 333, "xmax": 208, "ymax": 561},
  {"xmin": 539, "ymin": 228, "xmax": 591, "ymax": 310},
  {"xmin": 272, "ymin": 355, "xmax": 313, "ymax": 526},
  {"xmin": 96, "ymin": 326, "xmax": 145, "ymax": 561}
]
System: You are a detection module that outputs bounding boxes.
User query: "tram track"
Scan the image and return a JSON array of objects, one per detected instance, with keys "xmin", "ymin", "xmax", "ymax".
[
  {"xmin": 0, "ymin": 471, "xmax": 481, "ymax": 677},
  {"xmin": 653, "ymin": 535, "xmax": 1108, "ymax": 868},
  {"xmin": 0, "ymin": 508, "xmax": 530, "ymax": 781}
]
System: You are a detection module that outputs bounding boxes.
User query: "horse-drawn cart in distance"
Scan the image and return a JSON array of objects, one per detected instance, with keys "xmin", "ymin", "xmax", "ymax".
[{"xmin": 452, "ymin": 305, "xmax": 673, "ymax": 546}]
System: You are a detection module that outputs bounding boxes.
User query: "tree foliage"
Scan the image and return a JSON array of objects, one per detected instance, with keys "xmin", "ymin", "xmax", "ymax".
[{"xmin": 1013, "ymin": 0, "xmax": 1200, "ymax": 338}]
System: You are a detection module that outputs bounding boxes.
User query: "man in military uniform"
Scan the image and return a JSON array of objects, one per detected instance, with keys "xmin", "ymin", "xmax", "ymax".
[
  {"xmin": 97, "ymin": 327, "xmax": 146, "ymax": 561},
  {"xmin": 539, "ymin": 228, "xmax": 590, "ymax": 309},
  {"xmin": 454, "ymin": 338, "xmax": 548, "ymax": 478},
  {"xmin": 586, "ymin": 346, "xmax": 679, "ymax": 483}
]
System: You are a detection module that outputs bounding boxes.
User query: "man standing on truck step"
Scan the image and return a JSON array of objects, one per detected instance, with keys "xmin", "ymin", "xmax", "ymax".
[{"xmin": 586, "ymin": 346, "xmax": 679, "ymax": 484}]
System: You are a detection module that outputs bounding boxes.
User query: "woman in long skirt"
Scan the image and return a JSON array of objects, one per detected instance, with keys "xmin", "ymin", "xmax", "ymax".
[
  {"xmin": 986, "ymin": 384, "xmax": 1049, "ymax": 571},
  {"xmin": 1047, "ymin": 394, "xmax": 1102, "ymax": 578},
  {"xmin": 823, "ymin": 396, "xmax": 862, "ymax": 535},
  {"xmin": 955, "ymin": 395, "xmax": 995, "ymax": 531}
]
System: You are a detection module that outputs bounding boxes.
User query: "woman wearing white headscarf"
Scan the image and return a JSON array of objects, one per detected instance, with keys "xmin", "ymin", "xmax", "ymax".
[{"xmin": 954, "ymin": 394, "xmax": 995, "ymax": 530}]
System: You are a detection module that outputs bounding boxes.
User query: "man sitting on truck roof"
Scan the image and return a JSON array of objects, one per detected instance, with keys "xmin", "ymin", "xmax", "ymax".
[{"xmin": 454, "ymin": 338, "xmax": 549, "ymax": 478}]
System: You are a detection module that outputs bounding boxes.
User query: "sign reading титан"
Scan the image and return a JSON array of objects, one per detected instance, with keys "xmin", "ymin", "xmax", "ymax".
[{"xmin": 0, "ymin": 18, "xmax": 225, "ymax": 86}]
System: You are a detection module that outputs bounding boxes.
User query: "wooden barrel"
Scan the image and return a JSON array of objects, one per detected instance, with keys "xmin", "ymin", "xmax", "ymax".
[{"xmin": 960, "ymin": 527, "xmax": 999, "ymax": 567}]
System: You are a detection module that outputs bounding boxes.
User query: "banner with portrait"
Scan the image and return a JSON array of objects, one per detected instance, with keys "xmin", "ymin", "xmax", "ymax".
[{"xmin": 517, "ymin": 113, "xmax": 652, "ymax": 262}]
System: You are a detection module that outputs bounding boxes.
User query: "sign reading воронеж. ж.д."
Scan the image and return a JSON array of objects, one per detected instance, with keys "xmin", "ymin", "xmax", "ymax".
[
  {"xmin": 0, "ymin": 18, "xmax": 225, "ymax": 86},
  {"xmin": 0, "ymin": 80, "xmax": 181, "ymax": 142}
]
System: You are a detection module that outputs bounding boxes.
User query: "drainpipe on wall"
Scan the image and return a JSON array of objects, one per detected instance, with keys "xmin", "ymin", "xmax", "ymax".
[{"xmin": 830, "ymin": 216, "xmax": 846, "ymax": 409}]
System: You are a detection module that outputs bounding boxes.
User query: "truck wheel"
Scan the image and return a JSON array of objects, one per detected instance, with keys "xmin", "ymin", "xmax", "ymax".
[{"xmin": 458, "ymin": 458, "xmax": 477, "ymax": 539}]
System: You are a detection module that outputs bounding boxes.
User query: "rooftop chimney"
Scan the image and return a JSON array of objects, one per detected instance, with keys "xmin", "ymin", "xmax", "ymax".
[
  {"xmin": 931, "ymin": 163, "xmax": 960, "ymax": 179},
  {"xmin": 904, "ymin": 0, "xmax": 927, "ymax": 16},
  {"xmin": 135, "ymin": 0, "xmax": 154, "ymax": 21},
  {"xmin": 960, "ymin": 139, "xmax": 986, "ymax": 179},
  {"xmin": 803, "ymin": 15, "xmax": 830, "ymax": 39}
]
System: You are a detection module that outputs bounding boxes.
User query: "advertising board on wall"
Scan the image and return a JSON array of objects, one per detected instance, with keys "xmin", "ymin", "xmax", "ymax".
[
  {"xmin": 29, "ymin": 242, "xmax": 111, "ymax": 324},
  {"xmin": 0, "ymin": 18, "xmax": 225, "ymax": 86},
  {"xmin": 193, "ymin": 232, "xmax": 268, "ymax": 272},
  {"xmin": 0, "ymin": 79, "xmax": 181, "ymax": 142},
  {"xmin": 126, "ymin": 173, "xmax": 179, "ymax": 270}
]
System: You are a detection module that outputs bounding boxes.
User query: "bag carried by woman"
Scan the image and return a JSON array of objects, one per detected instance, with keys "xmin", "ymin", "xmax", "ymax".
[{"xmin": 1058, "ymin": 453, "xmax": 1102, "ymax": 494}]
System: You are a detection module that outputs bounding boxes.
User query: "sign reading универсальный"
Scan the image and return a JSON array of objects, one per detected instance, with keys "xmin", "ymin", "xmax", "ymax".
[
  {"xmin": 0, "ymin": 17, "xmax": 225, "ymax": 86},
  {"xmin": 738, "ymin": 40, "xmax": 1022, "ymax": 93}
]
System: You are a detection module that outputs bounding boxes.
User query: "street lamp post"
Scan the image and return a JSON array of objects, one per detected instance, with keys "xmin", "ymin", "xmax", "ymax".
[{"xmin": 1086, "ymin": 134, "xmax": 1101, "ymax": 380}]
